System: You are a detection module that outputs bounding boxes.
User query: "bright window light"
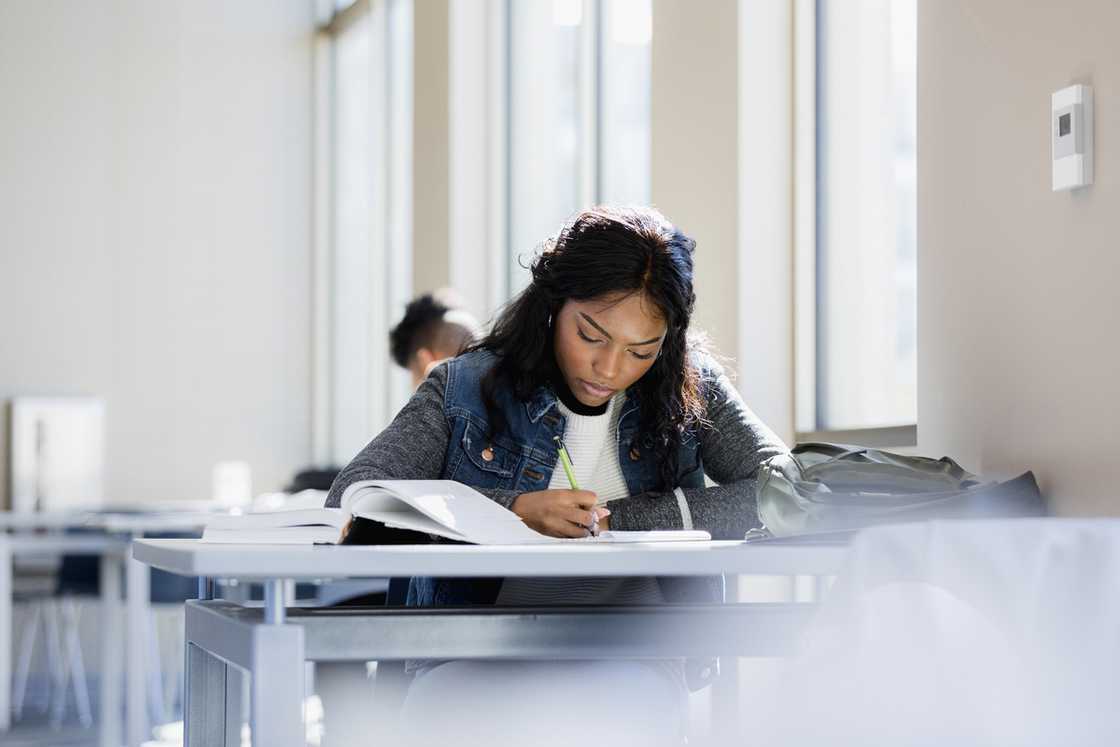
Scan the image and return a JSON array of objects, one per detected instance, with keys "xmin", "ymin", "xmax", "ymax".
[
  {"xmin": 812, "ymin": 0, "xmax": 917, "ymax": 431},
  {"xmin": 609, "ymin": 0, "xmax": 652, "ymax": 46}
]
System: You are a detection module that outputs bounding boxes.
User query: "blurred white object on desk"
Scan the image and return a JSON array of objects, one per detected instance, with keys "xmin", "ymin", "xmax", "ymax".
[
  {"xmin": 9, "ymin": 396, "xmax": 105, "ymax": 513},
  {"xmin": 211, "ymin": 460, "xmax": 252, "ymax": 510}
]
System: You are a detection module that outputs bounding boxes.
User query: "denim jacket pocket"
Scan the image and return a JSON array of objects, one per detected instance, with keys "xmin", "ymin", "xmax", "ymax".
[{"xmin": 449, "ymin": 417, "xmax": 520, "ymax": 490}]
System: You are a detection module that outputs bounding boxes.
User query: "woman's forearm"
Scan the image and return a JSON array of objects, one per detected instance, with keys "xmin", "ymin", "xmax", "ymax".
[
  {"xmin": 325, "ymin": 366, "xmax": 452, "ymax": 508},
  {"xmin": 605, "ymin": 478, "xmax": 765, "ymax": 539}
]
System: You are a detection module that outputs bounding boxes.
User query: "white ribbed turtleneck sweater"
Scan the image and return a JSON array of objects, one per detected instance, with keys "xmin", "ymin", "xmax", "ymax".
[{"xmin": 496, "ymin": 393, "xmax": 663, "ymax": 605}]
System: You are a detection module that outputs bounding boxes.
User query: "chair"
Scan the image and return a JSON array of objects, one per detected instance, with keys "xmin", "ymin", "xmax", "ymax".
[
  {"xmin": 11, "ymin": 531, "xmax": 100, "ymax": 728},
  {"xmin": 10, "ymin": 528, "xmax": 199, "ymax": 731}
]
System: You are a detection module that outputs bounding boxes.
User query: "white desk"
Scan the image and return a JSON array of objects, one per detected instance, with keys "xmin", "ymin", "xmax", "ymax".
[
  {"xmin": 134, "ymin": 538, "xmax": 849, "ymax": 747},
  {"xmin": 1, "ymin": 511, "xmax": 219, "ymax": 747}
]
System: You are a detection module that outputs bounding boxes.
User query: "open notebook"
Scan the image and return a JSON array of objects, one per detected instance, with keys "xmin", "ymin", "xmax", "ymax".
[{"xmin": 201, "ymin": 480, "xmax": 710, "ymax": 545}]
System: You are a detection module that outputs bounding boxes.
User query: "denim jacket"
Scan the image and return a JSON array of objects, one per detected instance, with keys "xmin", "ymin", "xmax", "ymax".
[
  {"xmin": 411, "ymin": 349, "xmax": 716, "ymax": 609},
  {"xmin": 327, "ymin": 348, "xmax": 789, "ymax": 690}
]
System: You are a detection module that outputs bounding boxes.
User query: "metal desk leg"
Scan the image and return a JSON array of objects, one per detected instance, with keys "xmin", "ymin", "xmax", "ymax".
[
  {"xmin": 183, "ymin": 580, "xmax": 304, "ymax": 747},
  {"xmin": 250, "ymin": 579, "xmax": 305, "ymax": 746},
  {"xmin": 0, "ymin": 540, "xmax": 11, "ymax": 733},
  {"xmin": 711, "ymin": 574, "xmax": 742, "ymax": 742},
  {"xmin": 185, "ymin": 643, "xmax": 242, "ymax": 747},
  {"xmin": 184, "ymin": 578, "xmax": 242, "ymax": 747},
  {"xmin": 126, "ymin": 541, "xmax": 151, "ymax": 746},
  {"xmin": 99, "ymin": 551, "xmax": 124, "ymax": 747}
]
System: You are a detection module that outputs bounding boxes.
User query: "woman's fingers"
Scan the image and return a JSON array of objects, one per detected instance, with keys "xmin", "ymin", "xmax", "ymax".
[
  {"xmin": 565, "ymin": 490, "xmax": 599, "ymax": 510},
  {"xmin": 561, "ymin": 506, "xmax": 595, "ymax": 530},
  {"xmin": 543, "ymin": 506, "xmax": 591, "ymax": 537},
  {"xmin": 558, "ymin": 507, "xmax": 612, "ymax": 536},
  {"xmin": 558, "ymin": 521, "xmax": 591, "ymax": 538},
  {"xmin": 511, "ymin": 489, "xmax": 610, "ymax": 537}
]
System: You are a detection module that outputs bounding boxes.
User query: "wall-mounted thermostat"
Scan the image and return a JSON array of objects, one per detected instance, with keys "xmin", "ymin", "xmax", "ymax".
[{"xmin": 1052, "ymin": 84, "xmax": 1093, "ymax": 191}]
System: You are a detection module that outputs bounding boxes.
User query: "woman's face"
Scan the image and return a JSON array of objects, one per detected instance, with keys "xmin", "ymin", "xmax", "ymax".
[{"xmin": 553, "ymin": 292, "xmax": 668, "ymax": 407}]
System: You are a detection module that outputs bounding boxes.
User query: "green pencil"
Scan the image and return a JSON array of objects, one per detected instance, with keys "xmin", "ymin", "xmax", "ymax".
[
  {"xmin": 554, "ymin": 436, "xmax": 580, "ymax": 490},
  {"xmin": 555, "ymin": 436, "xmax": 599, "ymax": 536}
]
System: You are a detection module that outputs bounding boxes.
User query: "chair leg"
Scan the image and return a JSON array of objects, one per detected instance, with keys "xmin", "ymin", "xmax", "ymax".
[
  {"xmin": 12, "ymin": 601, "xmax": 42, "ymax": 718},
  {"xmin": 62, "ymin": 599, "xmax": 93, "ymax": 728},
  {"xmin": 44, "ymin": 600, "xmax": 68, "ymax": 724},
  {"xmin": 147, "ymin": 608, "xmax": 168, "ymax": 727},
  {"xmin": 164, "ymin": 606, "xmax": 186, "ymax": 720}
]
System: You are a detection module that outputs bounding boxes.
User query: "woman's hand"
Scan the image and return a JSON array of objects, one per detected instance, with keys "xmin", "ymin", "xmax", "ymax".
[{"xmin": 511, "ymin": 489, "xmax": 610, "ymax": 538}]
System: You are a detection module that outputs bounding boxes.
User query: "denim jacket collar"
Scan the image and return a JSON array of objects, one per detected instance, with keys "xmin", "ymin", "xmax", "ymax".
[
  {"xmin": 525, "ymin": 386, "xmax": 560, "ymax": 423},
  {"xmin": 525, "ymin": 383, "xmax": 643, "ymax": 426}
]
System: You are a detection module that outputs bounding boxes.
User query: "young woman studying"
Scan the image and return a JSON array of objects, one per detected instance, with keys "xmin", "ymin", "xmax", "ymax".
[{"xmin": 326, "ymin": 206, "xmax": 788, "ymax": 746}]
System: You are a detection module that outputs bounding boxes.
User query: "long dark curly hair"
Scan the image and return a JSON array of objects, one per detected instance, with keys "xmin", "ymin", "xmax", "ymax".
[{"xmin": 469, "ymin": 205, "xmax": 708, "ymax": 492}]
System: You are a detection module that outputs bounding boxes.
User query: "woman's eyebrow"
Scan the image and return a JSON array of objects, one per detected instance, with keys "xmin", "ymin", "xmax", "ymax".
[{"xmin": 578, "ymin": 312, "xmax": 662, "ymax": 346}]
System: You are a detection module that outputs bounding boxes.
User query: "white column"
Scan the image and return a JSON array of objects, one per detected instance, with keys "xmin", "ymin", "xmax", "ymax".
[
  {"xmin": 650, "ymin": 0, "xmax": 741, "ymax": 365},
  {"xmin": 738, "ymin": 0, "xmax": 795, "ymax": 445},
  {"xmin": 449, "ymin": 0, "xmax": 509, "ymax": 320}
]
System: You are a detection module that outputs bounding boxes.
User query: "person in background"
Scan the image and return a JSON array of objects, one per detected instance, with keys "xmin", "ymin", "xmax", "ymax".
[{"xmin": 390, "ymin": 289, "xmax": 482, "ymax": 388}]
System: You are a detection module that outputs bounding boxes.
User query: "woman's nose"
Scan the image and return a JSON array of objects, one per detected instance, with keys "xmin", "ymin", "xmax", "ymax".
[{"xmin": 594, "ymin": 347, "xmax": 623, "ymax": 381}]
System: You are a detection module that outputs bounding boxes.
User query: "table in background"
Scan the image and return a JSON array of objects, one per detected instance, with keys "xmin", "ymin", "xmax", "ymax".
[{"xmin": 1, "ymin": 510, "xmax": 220, "ymax": 747}]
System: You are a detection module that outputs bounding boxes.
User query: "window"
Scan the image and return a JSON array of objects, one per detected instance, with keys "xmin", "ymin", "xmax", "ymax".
[
  {"xmin": 796, "ymin": 0, "xmax": 917, "ymax": 439},
  {"xmin": 599, "ymin": 0, "xmax": 652, "ymax": 205},
  {"xmin": 507, "ymin": 1, "xmax": 583, "ymax": 295},
  {"xmin": 316, "ymin": 0, "xmax": 413, "ymax": 465},
  {"xmin": 506, "ymin": 0, "xmax": 652, "ymax": 296}
]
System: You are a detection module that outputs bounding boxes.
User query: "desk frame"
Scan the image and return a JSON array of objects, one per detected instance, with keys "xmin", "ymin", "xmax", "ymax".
[
  {"xmin": 183, "ymin": 592, "xmax": 818, "ymax": 747},
  {"xmin": 134, "ymin": 539, "xmax": 847, "ymax": 747}
]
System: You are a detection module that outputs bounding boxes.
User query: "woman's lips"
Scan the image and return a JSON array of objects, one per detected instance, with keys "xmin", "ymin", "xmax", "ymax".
[{"xmin": 579, "ymin": 379, "xmax": 615, "ymax": 398}]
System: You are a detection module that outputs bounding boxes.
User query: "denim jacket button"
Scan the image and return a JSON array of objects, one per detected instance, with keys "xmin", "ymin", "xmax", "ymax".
[
  {"xmin": 629, "ymin": 447, "xmax": 641, "ymax": 461},
  {"xmin": 481, "ymin": 447, "xmax": 495, "ymax": 462}
]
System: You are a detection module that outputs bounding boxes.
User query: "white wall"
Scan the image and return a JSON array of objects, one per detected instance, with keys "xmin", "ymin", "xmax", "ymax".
[
  {"xmin": 0, "ymin": 1, "xmax": 317, "ymax": 505},
  {"xmin": 413, "ymin": 0, "xmax": 451, "ymax": 296},
  {"xmin": 918, "ymin": 0, "xmax": 1120, "ymax": 514},
  {"xmin": 652, "ymin": 0, "xmax": 741, "ymax": 369}
]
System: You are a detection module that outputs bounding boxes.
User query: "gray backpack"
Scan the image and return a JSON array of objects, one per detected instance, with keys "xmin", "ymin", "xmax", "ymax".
[{"xmin": 756, "ymin": 442, "xmax": 1045, "ymax": 537}]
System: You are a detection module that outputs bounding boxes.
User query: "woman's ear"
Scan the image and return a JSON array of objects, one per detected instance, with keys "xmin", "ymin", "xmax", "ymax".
[{"xmin": 413, "ymin": 347, "xmax": 436, "ymax": 371}]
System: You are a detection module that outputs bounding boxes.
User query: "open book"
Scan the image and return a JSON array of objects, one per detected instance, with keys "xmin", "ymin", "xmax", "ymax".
[{"xmin": 201, "ymin": 480, "xmax": 711, "ymax": 545}]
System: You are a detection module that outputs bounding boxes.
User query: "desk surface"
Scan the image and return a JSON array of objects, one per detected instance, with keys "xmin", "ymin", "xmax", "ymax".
[
  {"xmin": 0, "ymin": 510, "xmax": 219, "ymax": 533},
  {"xmin": 133, "ymin": 538, "xmax": 848, "ymax": 579},
  {"xmin": 0, "ymin": 533, "xmax": 128, "ymax": 555}
]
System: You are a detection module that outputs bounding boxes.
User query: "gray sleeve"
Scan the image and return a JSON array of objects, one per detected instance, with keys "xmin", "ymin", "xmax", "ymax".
[
  {"xmin": 606, "ymin": 363, "xmax": 790, "ymax": 540},
  {"xmin": 324, "ymin": 363, "xmax": 519, "ymax": 511}
]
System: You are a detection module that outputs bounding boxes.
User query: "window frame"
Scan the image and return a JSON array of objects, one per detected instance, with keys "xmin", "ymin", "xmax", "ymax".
[
  {"xmin": 314, "ymin": 0, "xmax": 414, "ymax": 466},
  {"xmin": 502, "ymin": 0, "xmax": 652, "ymax": 298}
]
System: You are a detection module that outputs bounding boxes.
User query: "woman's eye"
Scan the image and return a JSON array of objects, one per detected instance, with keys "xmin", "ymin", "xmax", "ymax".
[
  {"xmin": 630, "ymin": 350, "xmax": 654, "ymax": 361},
  {"xmin": 577, "ymin": 330, "xmax": 601, "ymax": 344}
]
